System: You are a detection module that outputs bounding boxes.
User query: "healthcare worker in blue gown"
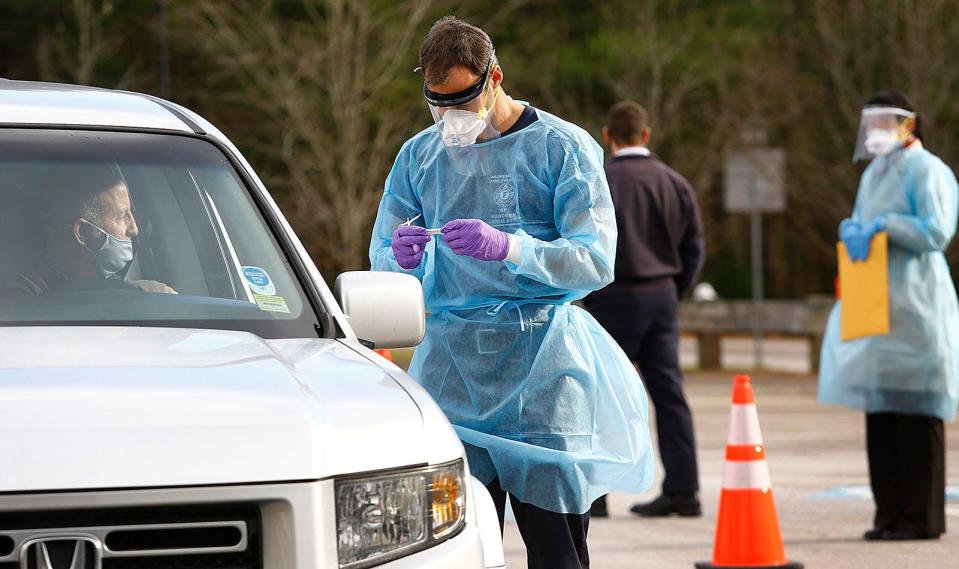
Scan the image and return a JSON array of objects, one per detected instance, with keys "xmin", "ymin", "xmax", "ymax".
[
  {"xmin": 370, "ymin": 17, "xmax": 654, "ymax": 569},
  {"xmin": 819, "ymin": 91, "xmax": 959, "ymax": 542}
]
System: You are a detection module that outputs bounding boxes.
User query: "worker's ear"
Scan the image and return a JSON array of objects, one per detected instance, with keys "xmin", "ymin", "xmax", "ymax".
[
  {"xmin": 641, "ymin": 127, "xmax": 652, "ymax": 146},
  {"xmin": 74, "ymin": 219, "xmax": 101, "ymax": 252},
  {"xmin": 900, "ymin": 116, "xmax": 915, "ymax": 138},
  {"xmin": 491, "ymin": 64, "xmax": 503, "ymax": 89}
]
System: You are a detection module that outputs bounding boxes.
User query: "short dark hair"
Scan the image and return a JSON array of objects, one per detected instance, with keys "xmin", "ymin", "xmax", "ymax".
[
  {"xmin": 865, "ymin": 90, "xmax": 923, "ymax": 142},
  {"xmin": 419, "ymin": 16, "xmax": 494, "ymax": 86},
  {"xmin": 607, "ymin": 101, "xmax": 648, "ymax": 145},
  {"xmin": 43, "ymin": 166, "xmax": 123, "ymax": 228}
]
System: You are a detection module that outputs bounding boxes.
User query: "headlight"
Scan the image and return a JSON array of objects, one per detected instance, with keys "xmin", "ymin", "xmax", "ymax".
[{"xmin": 335, "ymin": 459, "xmax": 466, "ymax": 568}]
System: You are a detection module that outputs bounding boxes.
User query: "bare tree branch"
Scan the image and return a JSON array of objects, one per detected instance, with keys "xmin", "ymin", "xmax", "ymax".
[{"xmin": 177, "ymin": 0, "xmax": 433, "ymax": 276}]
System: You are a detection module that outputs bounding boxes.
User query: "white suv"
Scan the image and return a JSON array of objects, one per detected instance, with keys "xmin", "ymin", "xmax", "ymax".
[{"xmin": 0, "ymin": 80, "xmax": 504, "ymax": 569}]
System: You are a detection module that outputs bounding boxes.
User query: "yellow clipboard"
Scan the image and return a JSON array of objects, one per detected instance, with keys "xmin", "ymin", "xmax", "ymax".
[{"xmin": 838, "ymin": 232, "xmax": 890, "ymax": 341}]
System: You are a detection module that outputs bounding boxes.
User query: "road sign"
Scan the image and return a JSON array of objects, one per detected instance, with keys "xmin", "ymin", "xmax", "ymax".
[
  {"xmin": 723, "ymin": 148, "xmax": 786, "ymax": 213},
  {"xmin": 723, "ymin": 147, "xmax": 787, "ymax": 369}
]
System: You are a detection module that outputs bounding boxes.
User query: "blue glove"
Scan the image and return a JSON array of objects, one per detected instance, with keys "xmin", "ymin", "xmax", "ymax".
[{"xmin": 840, "ymin": 216, "xmax": 886, "ymax": 262}]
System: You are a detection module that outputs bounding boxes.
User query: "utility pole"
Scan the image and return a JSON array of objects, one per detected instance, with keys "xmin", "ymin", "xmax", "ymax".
[{"xmin": 156, "ymin": 0, "xmax": 171, "ymax": 99}]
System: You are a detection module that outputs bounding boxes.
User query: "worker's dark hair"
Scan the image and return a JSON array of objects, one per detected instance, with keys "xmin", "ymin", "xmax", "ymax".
[
  {"xmin": 419, "ymin": 16, "xmax": 494, "ymax": 86},
  {"xmin": 606, "ymin": 101, "xmax": 648, "ymax": 146},
  {"xmin": 865, "ymin": 90, "xmax": 923, "ymax": 142}
]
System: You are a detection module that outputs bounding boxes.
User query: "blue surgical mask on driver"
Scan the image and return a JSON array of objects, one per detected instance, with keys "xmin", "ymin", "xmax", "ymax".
[{"xmin": 81, "ymin": 219, "xmax": 134, "ymax": 277}]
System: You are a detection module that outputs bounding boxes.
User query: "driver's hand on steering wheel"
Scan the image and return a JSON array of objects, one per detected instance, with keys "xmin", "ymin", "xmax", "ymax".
[{"xmin": 130, "ymin": 279, "xmax": 178, "ymax": 294}]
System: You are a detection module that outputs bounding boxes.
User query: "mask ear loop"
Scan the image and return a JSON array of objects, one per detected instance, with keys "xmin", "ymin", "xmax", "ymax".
[
  {"xmin": 73, "ymin": 217, "xmax": 97, "ymax": 255},
  {"xmin": 477, "ymin": 63, "xmax": 500, "ymax": 122},
  {"xmin": 76, "ymin": 218, "xmax": 106, "ymax": 255}
]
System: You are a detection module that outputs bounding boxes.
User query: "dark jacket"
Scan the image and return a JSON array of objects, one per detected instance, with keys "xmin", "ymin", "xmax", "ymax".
[{"xmin": 598, "ymin": 152, "xmax": 704, "ymax": 296}]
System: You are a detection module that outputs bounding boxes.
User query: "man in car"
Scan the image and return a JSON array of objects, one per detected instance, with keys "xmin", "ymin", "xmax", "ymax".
[{"xmin": 3, "ymin": 168, "xmax": 175, "ymax": 295}]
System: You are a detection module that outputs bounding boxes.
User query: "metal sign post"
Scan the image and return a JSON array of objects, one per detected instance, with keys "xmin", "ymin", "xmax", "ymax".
[
  {"xmin": 724, "ymin": 148, "xmax": 785, "ymax": 370},
  {"xmin": 750, "ymin": 184, "xmax": 764, "ymax": 368}
]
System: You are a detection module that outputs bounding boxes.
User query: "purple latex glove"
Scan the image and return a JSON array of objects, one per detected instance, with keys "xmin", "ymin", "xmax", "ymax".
[
  {"xmin": 391, "ymin": 225, "xmax": 431, "ymax": 269},
  {"xmin": 441, "ymin": 219, "xmax": 510, "ymax": 261}
]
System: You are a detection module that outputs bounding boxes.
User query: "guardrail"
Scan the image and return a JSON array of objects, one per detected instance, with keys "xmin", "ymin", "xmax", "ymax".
[{"xmin": 679, "ymin": 297, "xmax": 834, "ymax": 371}]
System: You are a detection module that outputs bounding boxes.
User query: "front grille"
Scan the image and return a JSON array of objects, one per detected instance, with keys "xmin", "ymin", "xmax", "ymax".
[{"xmin": 0, "ymin": 503, "xmax": 261, "ymax": 569}]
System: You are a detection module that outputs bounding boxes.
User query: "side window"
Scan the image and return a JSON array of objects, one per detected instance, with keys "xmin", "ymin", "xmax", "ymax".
[{"xmin": 0, "ymin": 129, "xmax": 319, "ymax": 338}]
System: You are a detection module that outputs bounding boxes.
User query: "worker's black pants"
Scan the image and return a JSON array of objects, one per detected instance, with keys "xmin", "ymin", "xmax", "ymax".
[
  {"xmin": 486, "ymin": 479, "xmax": 590, "ymax": 569},
  {"xmin": 867, "ymin": 412, "xmax": 946, "ymax": 536},
  {"xmin": 587, "ymin": 285, "xmax": 700, "ymax": 498}
]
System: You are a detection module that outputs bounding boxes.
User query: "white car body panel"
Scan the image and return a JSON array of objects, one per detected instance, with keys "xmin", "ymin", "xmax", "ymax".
[{"xmin": 0, "ymin": 326, "xmax": 462, "ymax": 492}]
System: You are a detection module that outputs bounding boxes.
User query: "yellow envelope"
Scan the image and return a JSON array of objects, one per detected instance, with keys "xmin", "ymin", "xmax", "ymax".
[{"xmin": 838, "ymin": 232, "xmax": 890, "ymax": 341}]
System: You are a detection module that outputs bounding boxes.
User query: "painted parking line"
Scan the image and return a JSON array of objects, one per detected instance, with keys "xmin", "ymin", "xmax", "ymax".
[{"xmin": 809, "ymin": 485, "xmax": 959, "ymax": 502}]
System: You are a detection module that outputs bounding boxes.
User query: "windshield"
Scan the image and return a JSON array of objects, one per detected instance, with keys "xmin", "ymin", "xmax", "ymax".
[{"xmin": 0, "ymin": 129, "xmax": 323, "ymax": 338}]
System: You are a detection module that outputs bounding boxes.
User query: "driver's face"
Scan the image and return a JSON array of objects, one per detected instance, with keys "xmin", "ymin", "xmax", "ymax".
[{"xmin": 97, "ymin": 183, "xmax": 139, "ymax": 240}]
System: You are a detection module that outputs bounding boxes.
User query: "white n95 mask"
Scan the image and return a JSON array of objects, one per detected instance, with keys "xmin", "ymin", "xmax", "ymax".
[
  {"xmin": 441, "ymin": 109, "xmax": 491, "ymax": 148},
  {"xmin": 864, "ymin": 128, "xmax": 900, "ymax": 156}
]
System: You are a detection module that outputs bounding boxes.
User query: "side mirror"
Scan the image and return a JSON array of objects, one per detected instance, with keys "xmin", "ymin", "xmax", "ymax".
[{"xmin": 334, "ymin": 271, "xmax": 426, "ymax": 349}]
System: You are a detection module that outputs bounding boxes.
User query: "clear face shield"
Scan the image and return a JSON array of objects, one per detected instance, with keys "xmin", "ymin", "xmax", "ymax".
[
  {"xmin": 423, "ymin": 57, "xmax": 502, "ymax": 176},
  {"xmin": 852, "ymin": 106, "xmax": 916, "ymax": 162}
]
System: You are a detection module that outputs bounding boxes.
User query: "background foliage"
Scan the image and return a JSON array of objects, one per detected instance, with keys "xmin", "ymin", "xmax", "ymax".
[{"xmin": 3, "ymin": 0, "xmax": 958, "ymax": 297}]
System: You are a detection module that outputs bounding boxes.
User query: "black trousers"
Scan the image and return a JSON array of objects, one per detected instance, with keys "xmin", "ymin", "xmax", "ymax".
[
  {"xmin": 587, "ymin": 286, "xmax": 699, "ymax": 497},
  {"xmin": 486, "ymin": 479, "xmax": 590, "ymax": 569},
  {"xmin": 866, "ymin": 412, "xmax": 946, "ymax": 536}
]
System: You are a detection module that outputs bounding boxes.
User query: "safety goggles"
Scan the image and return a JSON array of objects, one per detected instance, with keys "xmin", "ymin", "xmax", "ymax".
[{"xmin": 422, "ymin": 56, "xmax": 494, "ymax": 108}]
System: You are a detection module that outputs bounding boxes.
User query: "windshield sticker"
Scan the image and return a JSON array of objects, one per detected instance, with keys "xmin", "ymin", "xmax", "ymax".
[
  {"xmin": 254, "ymin": 294, "xmax": 291, "ymax": 314},
  {"xmin": 241, "ymin": 265, "xmax": 277, "ymax": 296}
]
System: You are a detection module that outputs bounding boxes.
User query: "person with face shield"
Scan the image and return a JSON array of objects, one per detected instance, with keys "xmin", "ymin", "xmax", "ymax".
[
  {"xmin": 818, "ymin": 91, "xmax": 959, "ymax": 541},
  {"xmin": 369, "ymin": 16, "xmax": 655, "ymax": 569},
  {"xmin": 3, "ymin": 167, "xmax": 175, "ymax": 296}
]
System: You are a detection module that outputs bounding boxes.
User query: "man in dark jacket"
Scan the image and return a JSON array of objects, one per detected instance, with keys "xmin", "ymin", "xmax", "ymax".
[{"xmin": 587, "ymin": 101, "xmax": 705, "ymax": 518}]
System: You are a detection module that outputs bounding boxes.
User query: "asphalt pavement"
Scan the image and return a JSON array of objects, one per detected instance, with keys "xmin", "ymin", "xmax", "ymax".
[{"xmin": 502, "ymin": 372, "xmax": 959, "ymax": 568}]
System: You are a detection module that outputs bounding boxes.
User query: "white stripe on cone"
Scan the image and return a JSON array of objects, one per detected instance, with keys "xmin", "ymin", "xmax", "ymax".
[
  {"xmin": 727, "ymin": 403, "xmax": 764, "ymax": 445},
  {"xmin": 723, "ymin": 459, "xmax": 773, "ymax": 489}
]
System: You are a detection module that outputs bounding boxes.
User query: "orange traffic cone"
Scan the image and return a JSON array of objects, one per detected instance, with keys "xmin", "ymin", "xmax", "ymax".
[
  {"xmin": 696, "ymin": 375, "xmax": 802, "ymax": 569},
  {"xmin": 373, "ymin": 349, "xmax": 394, "ymax": 362}
]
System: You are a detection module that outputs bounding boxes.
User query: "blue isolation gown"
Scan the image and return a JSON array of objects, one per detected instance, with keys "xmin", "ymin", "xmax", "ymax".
[
  {"xmin": 369, "ymin": 108, "xmax": 655, "ymax": 514},
  {"xmin": 819, "ymin": 145, "xmax": 959, "ymax": 421}
]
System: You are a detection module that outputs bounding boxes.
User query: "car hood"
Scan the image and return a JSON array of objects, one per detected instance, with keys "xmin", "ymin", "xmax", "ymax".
[{"xmin": 0, "ymin": 327, "xmax": 450, "ymax": 493}]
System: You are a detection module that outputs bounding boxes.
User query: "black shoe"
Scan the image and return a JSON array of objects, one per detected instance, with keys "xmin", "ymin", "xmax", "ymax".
[
  {"xmin": 863, "ymin": 527, "xmax": 885, "ymax": 540},
  {"xmin": 630, "ymin": 493, "xmax": 701, "ymax": 517},
  {"xmin": 589, "ymin": 497, "xmax": 609, "ymax": 518},
  {"xmin": 878, "ymin": 529, "xmax": 940, "ymax": 541}
]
